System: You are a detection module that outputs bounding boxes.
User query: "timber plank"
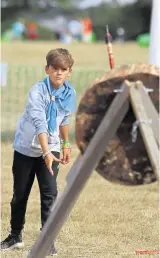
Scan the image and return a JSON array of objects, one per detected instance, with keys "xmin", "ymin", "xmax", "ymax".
[{"xmin": 129, "ymin": 81, "xmax": 159, "ymax": 180}]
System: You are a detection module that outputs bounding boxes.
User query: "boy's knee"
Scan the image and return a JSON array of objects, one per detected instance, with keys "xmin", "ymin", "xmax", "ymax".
[
  {"xmin": 11, "ymin": 189, "xmax": 30, "ymax": 205},
  {"xmin": 43, "ymin": 190, "xmax": 58, "ymax": 199}
]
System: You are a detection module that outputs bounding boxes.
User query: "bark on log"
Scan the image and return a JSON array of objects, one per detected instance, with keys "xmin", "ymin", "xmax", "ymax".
[{"xmin": 75, "ymin": 64, "xmax": 159, "ymax": 185}]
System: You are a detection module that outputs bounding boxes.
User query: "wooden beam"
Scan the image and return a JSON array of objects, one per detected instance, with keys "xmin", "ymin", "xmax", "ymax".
[
  {"xmin": 129, "ymin": 81, "xmax": 159, "ymax": 180},
  {"xmin": 27, "ymin": 84, "xmax": 129, "ymax": 258},
  {"xmin": 138, "ymin": 82, "xmax": 159, "ymax": 146}
]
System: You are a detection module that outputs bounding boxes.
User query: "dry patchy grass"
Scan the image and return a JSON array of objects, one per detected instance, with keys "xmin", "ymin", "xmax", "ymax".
[
  {"xmin": 1, "ymin": 143, "xmax": 159, "ymax": 258},
  {"xmin": 2, "ymin": 41, "xmax": 148, "ymax": 68}
]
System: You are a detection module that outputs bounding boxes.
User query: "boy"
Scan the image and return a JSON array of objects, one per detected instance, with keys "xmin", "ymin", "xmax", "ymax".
[{"xmin": 0, "ymin": 48, "xmax": 76, "ymax": 255}]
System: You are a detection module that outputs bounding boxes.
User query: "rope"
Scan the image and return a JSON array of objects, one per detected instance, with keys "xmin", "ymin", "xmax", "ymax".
[{"xmin": 131, "ymin": 119, "xmax": 152, "ymax": 143}]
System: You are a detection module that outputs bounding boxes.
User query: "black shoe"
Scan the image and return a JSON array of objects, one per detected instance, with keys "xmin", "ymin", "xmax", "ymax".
[
  {"xmin": 47, "ymin": 243, "xmax": 57, "ymax": 256},
  {"xmin": 0, "ymin": 234, "xmax": 24, "ymax": 250}
]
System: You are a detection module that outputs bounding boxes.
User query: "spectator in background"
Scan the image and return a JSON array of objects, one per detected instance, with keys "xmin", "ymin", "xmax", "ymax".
[
  {"xmin": 81, "ymin": 17, "xmax": 93, "ymax": 43},
  {"xmin": 27, "ymin": 23, "xmax": 38, "ymax": 40},
  {"xmin": 68, "ymin": 19, "xmax": 82, "ymax": 42},
  {"xmin": 12, "ymin": 19, "xmax": 26, "ymax": 40},
  {"xmin": 116, "ymin": 27, "xmax": 125, "ymax": 43}
]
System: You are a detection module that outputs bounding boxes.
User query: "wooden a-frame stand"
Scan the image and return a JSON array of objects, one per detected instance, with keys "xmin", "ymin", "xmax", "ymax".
[{"xmin": 28, "ymin": 80, "xmax": 159, "ymax": 258}]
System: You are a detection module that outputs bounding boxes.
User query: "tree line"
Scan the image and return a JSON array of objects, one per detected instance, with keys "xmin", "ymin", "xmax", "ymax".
[{"xmin": 2, "ymin": 0, "xmax": 152, "ymax": 40}]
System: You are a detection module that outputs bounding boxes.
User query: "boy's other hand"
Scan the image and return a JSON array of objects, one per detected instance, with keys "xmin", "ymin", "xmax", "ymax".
[
  {"xmin": 45, "ymin": 153, "xmax": 61, "ymax": 176},
  {"xmin": 61, "ymin": 148, "xmax": 71, "ymax": 165}
]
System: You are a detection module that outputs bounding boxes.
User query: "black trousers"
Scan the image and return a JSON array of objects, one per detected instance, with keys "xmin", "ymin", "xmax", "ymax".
[{"xmin": 10, "ymin": 151, "xmax": 60, "ymax": 236}]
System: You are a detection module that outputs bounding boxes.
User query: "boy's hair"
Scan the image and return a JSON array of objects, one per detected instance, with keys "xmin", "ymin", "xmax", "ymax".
[{"xmin": 46, "ymin": 48, "xmax": 74, "ymax": 69}]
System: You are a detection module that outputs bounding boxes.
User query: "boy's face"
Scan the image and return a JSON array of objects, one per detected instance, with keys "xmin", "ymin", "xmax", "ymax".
[{"xmin": 45, "ymin": 65, "xmax": 72, "ymax": 87}]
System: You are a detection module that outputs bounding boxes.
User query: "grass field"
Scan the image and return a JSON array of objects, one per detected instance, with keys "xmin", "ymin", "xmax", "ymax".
[{"xmin": 1, "ymin": 41, "xmax": 159, "ymax": 258}]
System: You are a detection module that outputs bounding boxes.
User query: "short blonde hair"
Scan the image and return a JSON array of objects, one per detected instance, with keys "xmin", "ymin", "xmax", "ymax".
[{"xmin": 46, "ymin": 48, "xmax": 74, "ymax": 69}]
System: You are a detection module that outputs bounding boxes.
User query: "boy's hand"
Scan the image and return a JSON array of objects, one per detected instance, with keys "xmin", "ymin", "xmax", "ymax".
[
  {"xmin": 61, "ymin": 148, "xmax": 71, "ymax": 165},
  {"xmin": 44, "ymin": 153, "xmax": 61, "ymax": 176}
]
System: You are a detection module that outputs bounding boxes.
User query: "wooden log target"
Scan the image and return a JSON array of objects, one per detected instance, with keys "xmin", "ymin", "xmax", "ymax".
[{"xmin": 75, "ymin": 64, "xmax": 159, "ymax": 185}]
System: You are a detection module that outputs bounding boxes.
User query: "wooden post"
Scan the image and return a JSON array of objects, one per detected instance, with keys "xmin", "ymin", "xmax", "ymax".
[
  {"xmin": 138, "ymin": 83, "xmax": 159, "ymax": 146},
  {"xmin": 27, "ymin": 84, "xmax": 129, "ymax": 258},
  {"xmin": 129, "ymin": 81, "xmax": 159, "ymax": 180}
]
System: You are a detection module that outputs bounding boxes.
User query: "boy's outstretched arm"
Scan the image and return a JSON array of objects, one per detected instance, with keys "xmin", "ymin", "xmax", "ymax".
[
  {"xmin": 27, "ymin": 87, "xmax": 61, "ymax": 175},
  {"xmin": 39, "ymin": 133, "xmax": 61, "ymax": 175},
  {"xmin": 59, "ymin": 125, "xmax": 71, "ymax": 165},
  {"xmin": 59, "ymin": 124, "xmax": 69, "ymax": 142}
]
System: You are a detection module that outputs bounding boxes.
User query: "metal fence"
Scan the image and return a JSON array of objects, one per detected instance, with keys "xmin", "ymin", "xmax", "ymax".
[{"xmin": 1, "ymin": 65, "xmax": 105, "ymax": 142}]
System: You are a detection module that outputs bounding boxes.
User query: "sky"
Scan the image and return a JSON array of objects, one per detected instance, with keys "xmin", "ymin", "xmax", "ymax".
[{"xmin": 78, "ymin": 0, "xmax": 136, "ymax": 9}]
